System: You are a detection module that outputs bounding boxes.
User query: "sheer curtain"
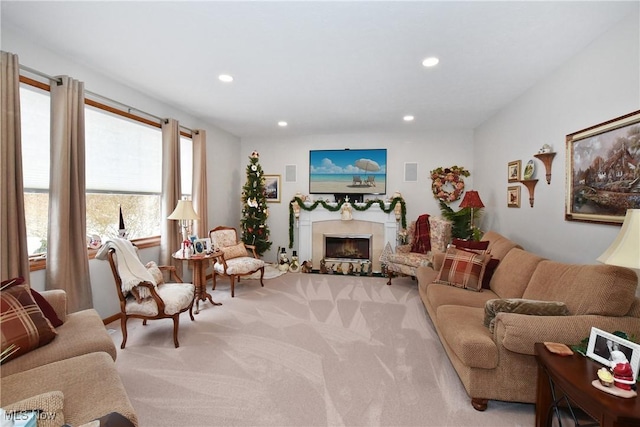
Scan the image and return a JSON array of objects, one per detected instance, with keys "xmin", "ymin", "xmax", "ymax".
[
  {"xmin": 46, "ymin": 76, "xmax": 93, "ymax": 311},
  {"xmin": 0, "ymin": 51, "xmax": 30, "ymax": 281},
  {"xmin": 192, "ymin": 130, "xmax": 208, "ymax": 238},
  {"xmin": 160, "ymin": 119, "xmax": 181, "ymax": 268}
]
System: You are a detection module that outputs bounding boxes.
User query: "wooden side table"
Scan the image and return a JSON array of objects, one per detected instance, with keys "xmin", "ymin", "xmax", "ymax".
[
  {"xmin": 534, "ymin": 342, "xmax": 640, "ymax": 427},
  {"xmin": 173, "ymin": 252, "xmax": 222, "ymax": 314}
]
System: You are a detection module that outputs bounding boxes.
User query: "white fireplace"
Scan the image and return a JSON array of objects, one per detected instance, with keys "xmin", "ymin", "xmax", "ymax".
[{"xmin": 295, "ymin": 202, "xmax": 398, "ymax": 272}]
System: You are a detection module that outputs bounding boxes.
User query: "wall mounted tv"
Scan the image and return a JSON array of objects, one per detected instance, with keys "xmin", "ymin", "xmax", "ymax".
[{"xmin": 309, "ymin": 149, "xmax": 387, "ymax": 195}]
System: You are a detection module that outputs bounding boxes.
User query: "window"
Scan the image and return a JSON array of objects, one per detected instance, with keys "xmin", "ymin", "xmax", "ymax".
[
  {"xmin": 21, "ymin": 85, "xmax": 50, "ymax": 255},
  {"xmin": 20, "ymin": 80, "xmax": 194, "ymax": 258}
]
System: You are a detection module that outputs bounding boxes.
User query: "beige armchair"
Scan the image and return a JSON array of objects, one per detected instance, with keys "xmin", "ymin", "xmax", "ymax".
[
  {"xmin": 209, "ymin": 226, "xmax": 266, "ymax": 297},
  {"xmin": 383, "ymin": 215, "xmax": 452, "ymax": 285}
]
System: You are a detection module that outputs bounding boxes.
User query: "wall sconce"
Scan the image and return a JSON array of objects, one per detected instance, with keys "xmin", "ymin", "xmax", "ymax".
[{"xmin": 291, "ymin": 200, "xmax": 301, "ymax": 227}]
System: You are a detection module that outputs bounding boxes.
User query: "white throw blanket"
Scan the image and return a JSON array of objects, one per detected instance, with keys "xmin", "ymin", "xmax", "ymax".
[{"xmin": 96, "ymin": 238, "xmax": 156, "ymax": 298}]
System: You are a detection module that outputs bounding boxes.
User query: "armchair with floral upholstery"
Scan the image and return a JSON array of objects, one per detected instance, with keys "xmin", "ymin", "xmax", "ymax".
[{"xmin": 382, "ymin": 215, "xmax": 452, "ymax": 285}]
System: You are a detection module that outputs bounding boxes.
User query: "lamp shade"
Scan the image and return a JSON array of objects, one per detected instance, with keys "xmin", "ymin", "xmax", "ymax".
[
  {"xmin": 597, "ymin": 209, "xmax": 640, "ymax": 269},
  {"xmin": 167, "ymin": 200, "xmax": 200, "ymax": 221},
  {"xmin": 459, "ymin": 190, "xmax": 485, "ymax": 209}
]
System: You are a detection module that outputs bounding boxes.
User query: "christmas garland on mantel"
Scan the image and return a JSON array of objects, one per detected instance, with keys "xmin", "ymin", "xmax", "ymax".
[{"xmin": 288, "ymin": 197, "xmax": 407, "ymax": 248}]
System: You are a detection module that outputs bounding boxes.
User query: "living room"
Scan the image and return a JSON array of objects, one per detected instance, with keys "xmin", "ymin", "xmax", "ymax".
[{"xmin": 1, "ymin": 2, "xmax": 639, "ymax": 425}]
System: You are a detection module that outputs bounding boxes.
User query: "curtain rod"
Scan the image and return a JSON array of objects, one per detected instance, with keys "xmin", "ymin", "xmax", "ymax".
[{"xmin": 19, "ymin": 64, "xmax": 195, "ymax": 134}]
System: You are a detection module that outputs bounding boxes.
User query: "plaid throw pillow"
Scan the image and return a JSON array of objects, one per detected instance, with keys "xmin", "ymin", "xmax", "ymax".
[
  {"xmin": 435, "ymin": 247, "xmax": 488, "ymax": 291},
  {"xmin": 1, "ymin": 283, "xmax": 57, "ymax": 364}
]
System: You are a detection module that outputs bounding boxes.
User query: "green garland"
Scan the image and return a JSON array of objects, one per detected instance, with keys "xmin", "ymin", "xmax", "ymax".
[{"xmin": 288, "ymin": 197, "xmax": 406, "ymax": 248}]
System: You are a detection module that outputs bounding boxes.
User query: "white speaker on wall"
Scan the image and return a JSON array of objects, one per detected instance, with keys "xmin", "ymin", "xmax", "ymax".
[
  {"xmin": 404, "ymin": 162, "xmax": 418, "ymax": 182},
  {"xmin": 285, "ymin": 164, "xmax": 297, "ymax": 182}
]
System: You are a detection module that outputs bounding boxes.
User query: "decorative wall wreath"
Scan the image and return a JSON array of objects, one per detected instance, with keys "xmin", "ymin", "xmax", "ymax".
[{"xmin": 430, "ymin": 166, "xmax": 470, "ymax": 203}]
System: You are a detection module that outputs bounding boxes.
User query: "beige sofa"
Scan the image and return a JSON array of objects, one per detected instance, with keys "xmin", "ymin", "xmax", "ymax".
[
  {"xmin": 416, "ymin": 231, "xmax": 640, "ymax": 411},
  {"xmin": 1, "ymin": 289, "xmax": 138, "ymax": 426}
]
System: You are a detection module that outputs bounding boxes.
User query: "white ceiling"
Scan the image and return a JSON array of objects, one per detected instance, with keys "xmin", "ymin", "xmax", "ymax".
[{"xmin": 1, "ymin": 1, "xmax": 636, "ymax": 138}]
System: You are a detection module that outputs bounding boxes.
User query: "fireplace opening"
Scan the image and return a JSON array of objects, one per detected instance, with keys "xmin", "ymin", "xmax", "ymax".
[{"xmin": 323, "ymin": 234, "xmax": 372, "ymax": 263}]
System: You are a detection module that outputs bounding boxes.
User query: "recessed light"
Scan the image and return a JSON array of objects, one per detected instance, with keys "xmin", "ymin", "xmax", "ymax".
[
  {"xmin": 422, "ymin": 57, "xmax": 439, "ymax": 67},
  {"xmin": 218, "ymin": 74, "xmax": 233, "ymax": 83},
  {"xmin": 403, "ymin": 115, "xmax": 415, "ymax": 122},
  {"xmin": 278, "ymin": 121, "xmax": 288, "ymax": 127}
]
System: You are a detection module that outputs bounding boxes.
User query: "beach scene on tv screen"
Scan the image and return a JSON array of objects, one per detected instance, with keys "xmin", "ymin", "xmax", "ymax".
[{"xmin": 309, "ymin": 149, "xmax": 387, "ymax": 194}]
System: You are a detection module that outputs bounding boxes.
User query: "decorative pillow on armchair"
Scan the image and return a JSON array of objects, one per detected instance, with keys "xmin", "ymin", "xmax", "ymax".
[
  {"xmin": 1, "ymin": 283, "xmax": 57, "ymax": 363},
  {"xmin": 221, "ymin": 242, "xmax": 248, "ymax": 260},
  {"xmin": 484, "ymin": 298, "xmax": 570, "ymax": 333},
  {"xmin": 145, "ymin": 261, "xmax": 165, "ymax": 285},
  {"xmin": 434, "ymin": 247, "xmax": 488, "ymax": 291}
]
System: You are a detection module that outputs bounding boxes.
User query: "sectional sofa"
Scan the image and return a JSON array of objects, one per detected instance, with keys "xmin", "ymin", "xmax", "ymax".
[
  {"xmin": 416, "ymin": 231, "xmax": 640, "ymax": 410},
  {"xmin": 1, "ymin": 287, "xmax": 138, "ymax": 426}
]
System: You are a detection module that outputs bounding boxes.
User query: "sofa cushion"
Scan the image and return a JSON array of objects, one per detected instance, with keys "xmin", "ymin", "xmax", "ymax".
[
  {"xmin": 481, "ymin": 231, "xmax": 522, "ymax": 260},
  {"xmin": 1, "ymin": 283, "xmax": 57, "ymax": 363},
  {"xmin": 522, "ymin": 261, "xmax": 638, "ymax": 316},
  {"xmin": 490, "ymin": 248, "xmax": 545, "ymax": 298},
  {"xmin": 0, "ymin": 352, "xmax": 138, "ymax": 426},
  {"xmin": 426, "ymin": 283, "xmax": 499, "ymax": 312},
  {"xmin": 484, "ymin": 298, "xmax": 570, "ymax": 333},
  {"xmin": 435, "ymin": 247, "xmax": 489, "ymax": 291},
  {"xmin": 436, "ymin": 305, "xmax": 498, "ymax": 369},
  {"xmin": 221, "ymin": 242, "xmax": 247, "ymax": 260},
  {"xmin": 4, "ymin": 391, "xmax": 65, "ymax": 427}
]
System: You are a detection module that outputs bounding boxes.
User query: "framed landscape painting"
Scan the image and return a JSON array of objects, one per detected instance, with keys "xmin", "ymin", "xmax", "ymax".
[
  {"xmin": 566, "ymin": 110, "xmax": 640, "ymax": 225},
  {"xmin": 264, "ymin": 174, "xmax": 281, "ymax": 203}
]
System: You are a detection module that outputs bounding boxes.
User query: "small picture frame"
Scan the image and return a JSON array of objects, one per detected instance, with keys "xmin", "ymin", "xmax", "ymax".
[
  {"xmin": 507, "ymin": 186, "xmax": 521, "ymax": 208},
  {"xmin": 508, "ymin": 160, "xmax": 521, "ymax": 183},
  {"xmin": 264, "ymin": 174, "xmax": 281, "ymax": 203},
  {"xmin": 586, "ymin": 327, "xmax": 640, "ymax": 380},
  {"xmin": 193, "ymin": 238, "xmax": 210, "ymax": 255}
]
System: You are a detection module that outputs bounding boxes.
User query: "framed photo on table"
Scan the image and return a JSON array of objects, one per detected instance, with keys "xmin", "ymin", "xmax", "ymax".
[
  {"xmin": 264, "ymin": 174, "xmax": 281, "ymax": 203},
  {"xmin": 565, "ymin": 110, "xmax": 640, "ymax": 225},
  {"xmin": 193, "ymin": 238, "xmax": 210, "ymax": 255},
  {"xmin": 586, "ymin": 327, "xmax": 640, "ymax": 380}
]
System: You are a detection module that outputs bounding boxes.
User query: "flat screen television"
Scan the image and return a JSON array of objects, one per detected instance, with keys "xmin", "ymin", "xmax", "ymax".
[{"xmin": 309, "ymin": 149, "xmax": 387, "ymax": 195}]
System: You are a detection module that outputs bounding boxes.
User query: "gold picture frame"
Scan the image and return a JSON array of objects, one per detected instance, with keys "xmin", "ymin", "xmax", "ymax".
[
  {"xmin": 507, "ymin": 186, "xmax": 521, "ymax": 208},
  {"xmin": 264, "ymin": 174, "xmax": 281, "ymax": 203},
  {"xmin": 566, "ymin": 110, "xmax": 640, "ymax": 224},
  {"xmin": 508, "ymin": 160, "xmax": 521, "ymax": 183}
]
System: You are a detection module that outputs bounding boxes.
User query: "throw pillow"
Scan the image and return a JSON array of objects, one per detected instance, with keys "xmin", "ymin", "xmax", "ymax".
[
  {"xmin": 145, "ymin": 261, "xmax": 165, "ymax": 285},
  {"xmin": 4, "ymin": 391, "xmax": 64, "ymax": 427},
  {"xmin": 452, "ymin": 238, "xmax": 490, "ymax": 251},
  {"xmin": 221, "ymin": 242, "xmax": 248, "ymax": 260},
  {"xmin": 481, "ymin": 258, "xmax": 500, "ymax": 290},
  {"xmin": 484, "ymin": 298, "xmax": 570, "ymax": 333},
  {"xmin": 1, "ymin": 284, "xmax": 57, "ymax": 364},
  {"xmin": 2, "ymin": 277, "xmax": 63, "ymax": 327},
  {"xmin": 434, "ymin": 247, "xmax": 488, "ymax": 291}
]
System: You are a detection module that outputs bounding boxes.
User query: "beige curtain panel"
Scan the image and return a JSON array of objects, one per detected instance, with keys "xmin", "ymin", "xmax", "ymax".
[
  {"xmin": 46, "ymin": 75, "xmax": 93, "ymax": 312},
  {"xmin": 192, "ymin": 130, "xmax": 208, "ymax": 238},
  {"xmin": 0, "ymin": 51, "xmax": 30, "ymax": 282},
  {"xmin": 160, "ymin": 118, "xmax": 182, "ymax": 268}
]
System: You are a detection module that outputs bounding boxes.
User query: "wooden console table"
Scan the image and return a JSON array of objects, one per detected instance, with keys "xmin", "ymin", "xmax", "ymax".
[{"xmin": 534, "ymin": 342, "xmax": 640, "ymax": 427}]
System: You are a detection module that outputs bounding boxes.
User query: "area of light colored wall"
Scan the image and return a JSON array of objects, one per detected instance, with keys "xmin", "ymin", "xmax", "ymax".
[
  {"xmin": 2, "ymin": 27, "xmax": 242, "ymax": 317},
  {"xmin": 241, "ymin": 130, "xmax": 475, "ymax": 263},
  {"xmin": 474, "ymin": 13, "xmax": 639, "ymax": 269}
]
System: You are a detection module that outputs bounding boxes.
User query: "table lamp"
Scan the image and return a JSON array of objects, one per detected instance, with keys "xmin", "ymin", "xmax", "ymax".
[
  {"xmin": 459, "ymin": 190, "xmax": 485, "ymax": 236},
  {"xmin": 168, "ymin": 199, "xmax": 200, "ymax": 257},
  {"xmin": 597, "ymin": 209, "xmax": 640, "ymax": 270}
]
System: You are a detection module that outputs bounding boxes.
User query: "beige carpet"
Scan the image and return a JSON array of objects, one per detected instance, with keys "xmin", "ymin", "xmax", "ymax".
[{"xmin": 107, "ymin": 273, "xmax": 535, "ymax": 426}]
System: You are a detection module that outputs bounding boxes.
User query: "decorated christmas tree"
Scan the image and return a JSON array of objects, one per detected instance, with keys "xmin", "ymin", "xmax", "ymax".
[{"xmin": 240, "ymin": 151, "xmax": 272, "ymax": 256}]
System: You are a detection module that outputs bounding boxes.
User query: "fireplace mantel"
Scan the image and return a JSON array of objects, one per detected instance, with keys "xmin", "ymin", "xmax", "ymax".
[{"xmin": 295, "ymin": 202, "xmax": 398, "ymax": 272}]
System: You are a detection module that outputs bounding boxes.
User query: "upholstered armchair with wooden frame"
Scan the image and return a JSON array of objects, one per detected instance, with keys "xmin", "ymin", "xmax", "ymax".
[
  {"xmin": 209, "ymin": 226, "xmax": 266, "ymax": 297},
  {"xmin": 104, "ymin": 240, "xmax": 195, "ymax": 349},
  {"xmin": 384, "ymin": 215, "xmax": 452, "ymax": 285}
]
